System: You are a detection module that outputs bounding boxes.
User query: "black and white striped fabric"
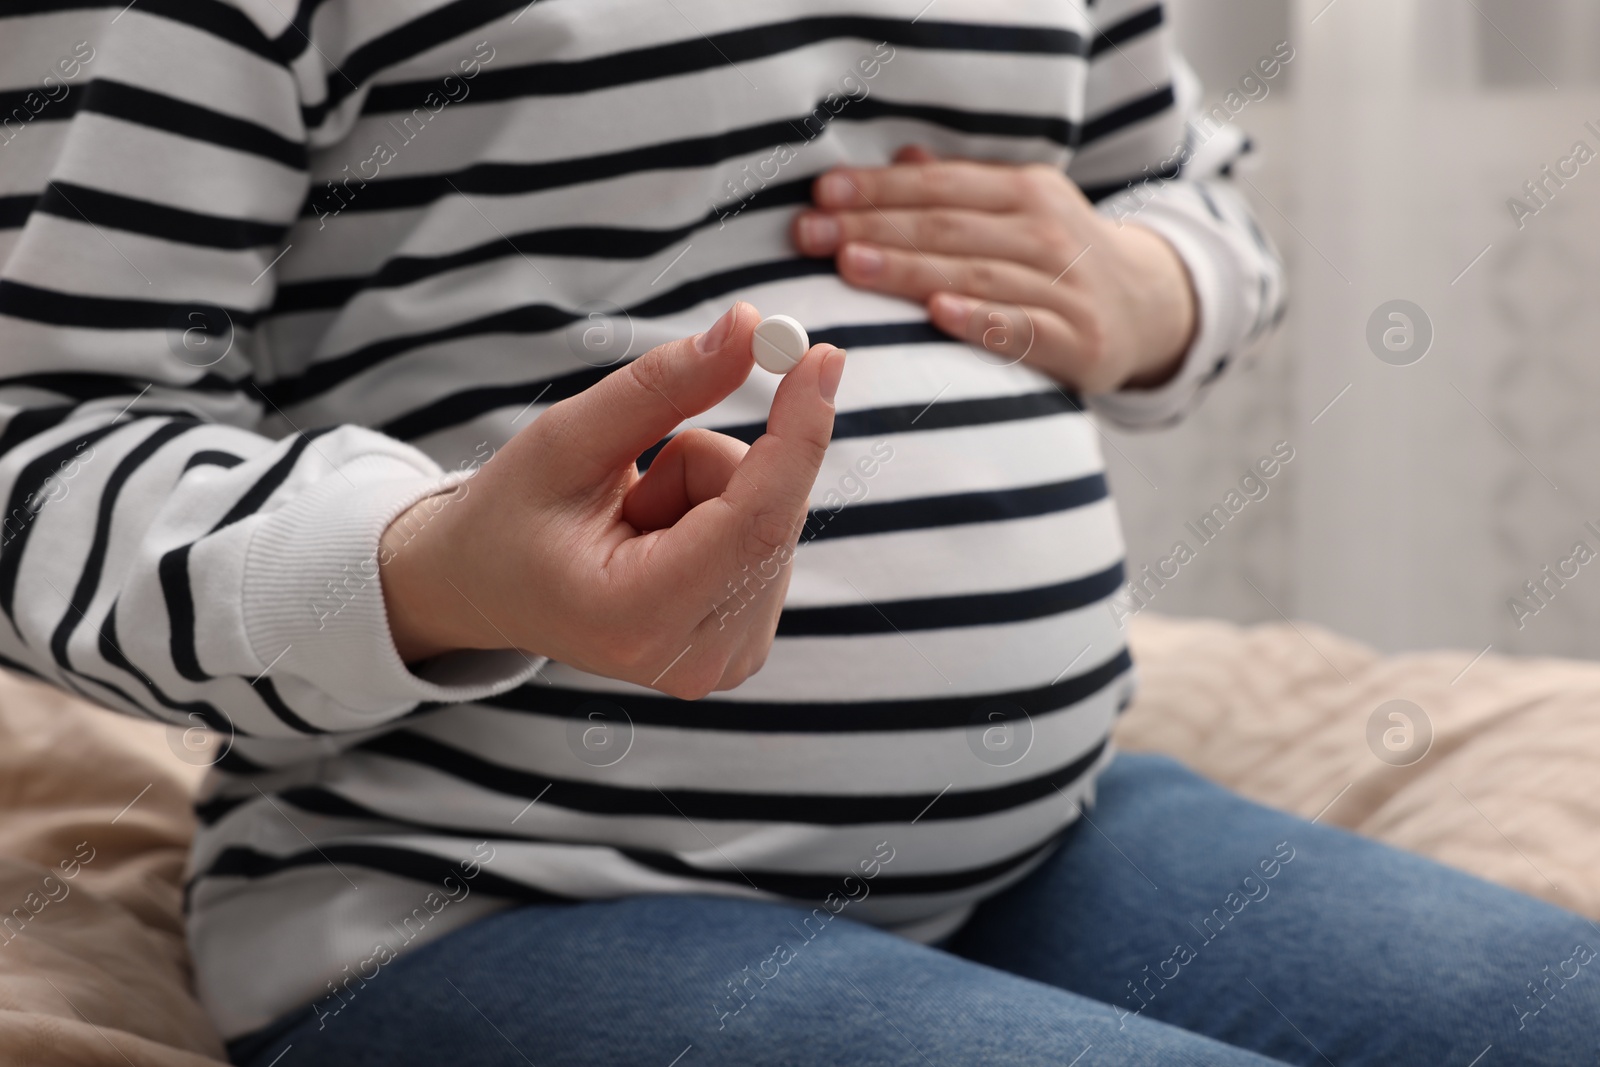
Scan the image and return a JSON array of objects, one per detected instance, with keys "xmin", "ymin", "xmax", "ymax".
[{"xmin": 0, "ymin": 0, "xmax": 1284, "ymax": 1039}]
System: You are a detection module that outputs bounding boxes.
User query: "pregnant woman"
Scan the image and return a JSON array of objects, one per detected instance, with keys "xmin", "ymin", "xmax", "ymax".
[{"xmin": 0, "ymin": 2, "xmax": 1592, "ymax": 1064}]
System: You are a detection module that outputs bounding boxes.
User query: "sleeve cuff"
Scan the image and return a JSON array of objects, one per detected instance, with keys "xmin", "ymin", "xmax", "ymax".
[
  {"xmin": 1087, "ymin": 205, "xmax": 1244, "ymax": 431},
  {"xmin": 241, "ymin": 453, "xmax": 546, "ymax": 725}
]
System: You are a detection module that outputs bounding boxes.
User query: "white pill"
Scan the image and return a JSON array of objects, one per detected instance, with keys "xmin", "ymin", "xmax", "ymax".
[{"xmin": 751, "ymin": 315, "xmax": 809, "ymax": 375}]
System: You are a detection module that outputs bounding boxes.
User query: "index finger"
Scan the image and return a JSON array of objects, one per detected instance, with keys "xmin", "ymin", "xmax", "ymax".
[
  {"xmin": 649, "ymin": 342, "xmax": 845, "ymax": 614},
  {"xmin": 539, "ymin": 302, "xmax": 758, "ymax": 493},
  {"xmin": 814, "ymin": 159, "xmax": 1030, "ymax": 213}
]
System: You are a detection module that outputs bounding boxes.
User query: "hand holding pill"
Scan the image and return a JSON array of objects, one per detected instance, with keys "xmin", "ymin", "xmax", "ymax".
[{"xmin": 382, "ymin": 302, "xmax": 848, "ymax": 700}]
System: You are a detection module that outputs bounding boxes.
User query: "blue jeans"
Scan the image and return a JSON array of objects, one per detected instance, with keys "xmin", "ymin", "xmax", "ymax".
[{"xmin": 231, "ymin": 754, "xmax": 1599, "ymax": 1066}]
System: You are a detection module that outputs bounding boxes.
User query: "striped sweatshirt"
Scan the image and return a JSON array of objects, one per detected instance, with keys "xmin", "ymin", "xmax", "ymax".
[{"xmin": 0, "ymin": 0, "xmax": 1284, "ymax": 1040}]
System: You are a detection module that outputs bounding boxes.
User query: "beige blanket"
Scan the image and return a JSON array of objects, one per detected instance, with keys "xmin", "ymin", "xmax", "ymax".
[
  {"xmin": 1, "ymin": 614, "xmax": 1596, "ymax": 1065},
  {"xmin": 0, "ymin": 671, "xmax": 220, "ymax": 1065},
  {"xmin": 1119, "ymin": 614, "xmax": 1600, "ymax": 919}
]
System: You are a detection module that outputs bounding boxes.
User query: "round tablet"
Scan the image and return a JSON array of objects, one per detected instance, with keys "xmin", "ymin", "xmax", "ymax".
[{"xmin": 751, "ymin": 315, "xmax": 809, "ymax": 374}]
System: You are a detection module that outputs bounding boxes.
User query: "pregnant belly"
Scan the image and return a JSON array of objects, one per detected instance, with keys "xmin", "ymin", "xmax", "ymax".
[
  {"xmin": 450, "ymin": 274, "xmax": 1136, "ymax": 887},
  {"xmin": 508, "ymin": 303, "xmax": 1133, "ymax": 848}
]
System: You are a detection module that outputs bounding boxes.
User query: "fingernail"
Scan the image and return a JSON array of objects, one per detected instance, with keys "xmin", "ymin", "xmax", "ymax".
[
  {"xmin": 798, "ymin": 213, "xmax": 840, "ymax": 251},
  {"xmin": 843, "ymin": 243, "xmax": 884, "ymax": 278},
  {"xmin": 696, "ymin": 304, "xmax": 737, "ymax": 355},
  {"xmin": 819, "ymin": 348, "xmax": 846, "ymax": 404},
  {"xmin": 932, "ymin": 291, "xmax": 979, "ymax": 325},
  {"xmin": 817, "ymin": 172, "xmax": 854, "ymax": 206}
]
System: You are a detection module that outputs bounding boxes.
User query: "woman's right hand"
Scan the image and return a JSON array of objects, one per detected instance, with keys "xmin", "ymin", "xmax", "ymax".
[{"xmin": 378, "ymin": 302, "xmax": 845, "ymax": 700}]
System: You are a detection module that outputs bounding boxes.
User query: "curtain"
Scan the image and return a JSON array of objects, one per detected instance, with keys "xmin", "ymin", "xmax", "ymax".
[{"xmin": 1105, "ymin": 0, "xmax": 1600, "ymax": 657}]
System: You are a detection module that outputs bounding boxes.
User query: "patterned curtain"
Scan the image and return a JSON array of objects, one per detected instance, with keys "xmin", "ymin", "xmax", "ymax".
[{"xmin": 1105, "ymin": 0, "xmax": 1600, "ymax": 657}]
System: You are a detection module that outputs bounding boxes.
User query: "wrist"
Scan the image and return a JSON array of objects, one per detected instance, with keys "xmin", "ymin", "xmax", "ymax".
[
  {"xmin": 1118, "ymin": 223, "xmax": 1199, "ymax": 391},
  {"xmin": 379, "ymin": 488, "xmax": 495, "ymax": 663}
]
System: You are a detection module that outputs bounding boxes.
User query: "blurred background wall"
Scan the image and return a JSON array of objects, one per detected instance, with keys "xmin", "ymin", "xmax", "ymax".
[{"xmin": 1111, "ymin": 0, "xmax": 1600, "ymax": 659}]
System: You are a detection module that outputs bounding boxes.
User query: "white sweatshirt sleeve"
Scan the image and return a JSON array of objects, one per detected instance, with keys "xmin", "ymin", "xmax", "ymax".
[
  {"xmin": 0, "ymin": 6, "xmax": 541, "ymax": 739},
  {"xmin": 1067, "ymin": 4, "xmax": 1288, "ymax": 430}
]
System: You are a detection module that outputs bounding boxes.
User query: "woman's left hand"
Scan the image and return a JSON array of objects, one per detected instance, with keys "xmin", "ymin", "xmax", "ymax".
[{"xmin": 792, "ymin": 146, "xmax": 1199, "ymax": 394}]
